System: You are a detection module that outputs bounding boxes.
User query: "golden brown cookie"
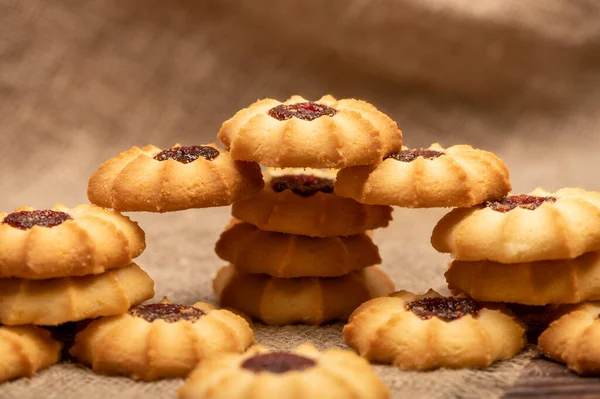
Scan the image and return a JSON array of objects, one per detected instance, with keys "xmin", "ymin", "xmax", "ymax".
[
  {"xmin": 0, "ymin": 263, "xmax": 154, "ymax": 326},
  {"xmin": 343, "ymin": 289, "xmax": 526, "ymax": 370},
  {"xmin": 0, "ymin": 325, "xmax": 62, "ymax": 382},
  {"xmin": 88, "ymin": 143, "xmax": 263, "ymax": 212},
  {"xmin": 213, "ymin": 265, "xmax": 394, "ymax": 325},
  {"xmin": 335, "ymin": 143, "xmax": 511, "ymax": 207},
  {"xmin": 70, "ymin": 298, "xmax": 254, "ymax": 381},
  {"xmin": 179, "ymin": 344, "xmax": 389, "ymax": 399},
  {"xmin": 431, "ymin": 188, "xmax": 600, "ymax": 263},
  {"xmin": 218, "ymin": 95, "xmax": 402, "ymax": 168},
  {"xmin": 0, "ymin": 204, "xmax": 145, "ymax": 279}
]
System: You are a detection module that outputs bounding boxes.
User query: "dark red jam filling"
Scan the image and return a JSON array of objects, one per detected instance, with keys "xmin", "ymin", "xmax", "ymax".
[
  {"xmin": 241, "ymin": 353, "xmax": 316, "ymax": 374},
  {"xmin": 128, "ymin": 303, "xmax": 205, "ymax": 323},
  {"xmin": 153, "ymin": 145, "xmax": 219, "ymax": 164},
  {"xmin": 268, "ymin": 102, "xmax": 337, "ymax": 121},
  {"xmin": 385, "ymin": 149, "xmax": 444, "ymax": 163},
  {"xmin": 485, "ymin": 195, "xmax": 556, "ymax": 213},
  {"xmin": 271, "ymin": 174, "xmax": 334, "ymax": 197},
  {"xmin": 3, "ymin": 210, "xmax": 72, "ymax": 230},
  {"xmin": 406, "ymin": 297, "xmax": 482, "ymax": 322}
]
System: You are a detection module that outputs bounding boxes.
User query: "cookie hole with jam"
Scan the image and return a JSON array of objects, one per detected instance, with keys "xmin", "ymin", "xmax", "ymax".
[
  {"xmin": 484, "ymin": 195, "xmax": 556, "ymax": 213},
  {"xmin": 153, "ymin": 145, "xmax": 220, "ymax": 164},
  {"xmin": 270, "ymin": 174, "xmax": 334, "ymax": 197},
  {"xmin": 3, "ymin": 210, "xmax": 72, "ymax": 230},
  {"xmin": 241, "ymin": 352, "xmax": 317, "ymax": 374},
  {"xmin": 128, "ymin": 298, "xmax": 205, "ymax": 323},
  {"xmin": 268, "ymin": 102, "xmax": 337, "ymax": 121},
  {"xmin": 406, "ymin": 297, "xmax": 482, "ymax": 322}
]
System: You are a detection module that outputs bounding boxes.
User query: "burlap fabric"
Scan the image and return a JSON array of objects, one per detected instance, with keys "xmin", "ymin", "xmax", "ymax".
[{"xmin": 1, "ymin": 1, "xmax": 600, "ymax": 398}]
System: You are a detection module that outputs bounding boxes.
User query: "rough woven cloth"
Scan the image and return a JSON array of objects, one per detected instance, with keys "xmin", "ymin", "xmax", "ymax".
[{"xmin": 1, "ymin": 1, "xmax": 600, "ymax": 398}]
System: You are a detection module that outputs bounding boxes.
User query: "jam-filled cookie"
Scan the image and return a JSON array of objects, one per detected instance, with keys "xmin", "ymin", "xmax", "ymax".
[
  {"xmin": 88, "ymin": 143, "xmax": 263, "ymax": 212},
  {"xmin": 213, "ymin": 265, "xmax": 394, "ymax": 325},
  {"xmin": 0, "ymin": 325, "xmax": 62, "ymax": 382},
  {"xmin": 215, "ymin": 219, "xmax": 381, "ymax": 277},
  {"xmin": 343, "ymin": 289, "xmax": 526, "ymax": 370},
  {"xmin": 70, "ymin": 298, "xmax": 254, "ymax": 381},
  {"xmin": 232, "ymin": 168, "xmax": 393, "ymax": 237},
  {"xmin": 431, "ymin": 188, "xmax": 600, "ymax": 263},
  {"xmin": 218, "ymin": 95, "xmax": 402, "ymax": 168},
  {"xmin": 0, "ymin": 263, "xmax": 154, "ymax": 326},
  {"xmin": 0, "ymin": 204, "xmax": 145, "ymax": 279},
  {"xmin": 179, "ymin": 343, "xmax": 389, "ymax": 399},
  {"xmin": 335, "ymin": 143, "xmax": 511, "ymax": 208}
]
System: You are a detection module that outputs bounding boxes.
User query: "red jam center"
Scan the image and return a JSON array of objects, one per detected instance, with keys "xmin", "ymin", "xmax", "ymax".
[
  {"xmin": 3, "ymin": 210, "xmax": 72, "ymax": 230},
  {"xmin": 268, "ymin": 102, "xmax": 337, "ymax": 121},
  {"xmin": 485, "ymin": 195, "xmax": 556, "ymax": 213},
  {"xmin": 128, "ymin": 303, "xmax": 205, "ymax": 323},
  {"xmin": 153, "ymin": 146, "xmax": 219, "ymax": 164},
  {"xmin": 406, "ymin": 297, "xmax": 482, "ymax": 322},
  {"xmin": 241, "ymin": 353, "xmax": 316, "ymax": 374},
  {"xmin": 385, "ymin": 149, "xmax": 444, "ymax": 162},
  {"xmin": 271, "ymin": 174, "xmax": 334, "ymax": 197}
]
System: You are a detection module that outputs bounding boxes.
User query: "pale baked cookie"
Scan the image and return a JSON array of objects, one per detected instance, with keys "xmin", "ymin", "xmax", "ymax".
[
  {"xmin": 0, "ymin": 263, "xmax": 154, "ymax": 326},
  {"xmin": 88, "ymin": 143, "xmax": 263, "ymax": 212},
  {"xmin": 335, "ymin": 143, "xmax": 511, "ymax": 207},
  {"xmin": 0, "ymin": 325, "xmax": 62, "ymax": 382},
  {"xmin": 232, "ymin": 168, "xmax": 393, "ymax": 237},
  {"xmin": 70, "ymin": 298, "xmax": 254, "ymax": 381},
  {"xmin": 218, "ymin": 95, "xmax": 402, "ymax": 168},
  {"xmin": 213, "ymin": 265, "xmax": 394, "ymax": 325},
  {"xmin": 431, "ymin": 188, "xmax": 600, "ymax": 263},
  {"xmin": 179, "ymin": 343, "xmax": 389, "ymax": 399},
  {"xmin": 0, "ymin": 204, "xmax": 145, "ymax": 279},
  {"xmin": 343, "ymin": 289, "xmax": 526, "ymax": 370}
]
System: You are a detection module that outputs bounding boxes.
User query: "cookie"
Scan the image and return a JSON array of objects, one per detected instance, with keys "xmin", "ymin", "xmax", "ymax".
[
  {"xmin": 343, "ymin": 289, "xmax": 526, "ymax": 370},
  {"xmin": 215, "ymin": 219, "xmax": 381, "ymax": 277},
  {"xmin": 0, "ymin": 204, "xmax": 145, "ymax": 279},
  {"xmin": 70, "ymin": 298, "xmax": 254, "ymax": 381},
  {"xmin": 431, "ymin": 188, "xmax": 600, "ymax": 263},
  {"xmin": 179, "ymin": 343, "xmax": 389, "ymax": 399},
  {"xmin": 446, "ymin": 252, "xmax": 600, "ymax": 305},
  {"xmin": 0, "ymin": 325, "xmax": 62, "ymax": 382},
  {"xmin": 88, "ymin": 143, "xmax": 263, "ymax": 212},
  {"xmin": 213, "ymin": 265, "xmax": 395, "ymax": 325},
  {"xmin": 335, "ymin": 143, "xmax": 511, "ymax": 207},
  {"xmin": 232, "ymin": 168, "xmax": 393, "ymax": 237},
  {"xmin": 0, "ymin": 263, "xmax": 154, "ymax": 326}
]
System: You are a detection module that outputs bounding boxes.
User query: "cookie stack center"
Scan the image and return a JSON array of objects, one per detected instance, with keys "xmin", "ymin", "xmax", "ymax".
[
  {"xmin": 128, "ymin": 303, "xmax": 205, "ymax": 323},
  {"xmin": 485, "ymin": 195, "xmax": 556, "ymax": 213},
  {"xmin": 153, "ymin": 145, "xmax": 220, "ymax": 164},
  {"xmin": 406, "ymin": 297, "xmax": 482, "ymax": 322},
  {"xmin": 271, "ymin": 174, "xmax": 334, "ymax": 197},
  {"xmin": 241, "ymin": 352, "xmax": 317, "ymax": 374},
  {"xmin": 3, "ymin": 210, "xmax": 72, "ymax": 230},
  {"xmin": 268, "ymin": 102, "xmax": 337, "ymax": 121}
]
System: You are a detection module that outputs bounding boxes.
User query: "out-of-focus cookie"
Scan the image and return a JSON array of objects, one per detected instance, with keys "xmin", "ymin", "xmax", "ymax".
[
  {"xmin": 218, "ymin": 95, "xmax": 402, "ymax": 168},
  {"xmin": 431, "ymin": 188, "xmax": 600, "ymax": 263},
  {"xmin": 88, "ymin": 143, "xmax": 263, "ymax": 212},
  {"xmin": 179, "ymin": 343, "xmax": 389, "ymax": 399},
  {"xmin": 343, "ymin": 289, "xmax": 526, "ymax": 370},
  {"xmin": 213, "ymin": 265, "xmax": 394, "ymax": 325}
]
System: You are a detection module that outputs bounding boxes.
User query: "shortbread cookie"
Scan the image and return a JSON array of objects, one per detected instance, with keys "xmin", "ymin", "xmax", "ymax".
[
  {"xmin": 179, "ymin": 344, "xmax": 389, "ymax": 399},
  {"xmin": 431, "ymin": 188, "xmax": 600, "ymax": 263},
  {"xmin": 0, "ymin": 325, "xmax": 62, "ymax": 382},
  {"xmin": 215, "ymin": 219, "xmax": 381, "ymax": 277},
  {"xmin": 232, "ymin": 169, "xmax": 393, "ymax": 237},
  {"xmin": 335, "ymin": 143, "xmax": 511, "ymax": 207},
  {"xmin": 218, "ymin": 95, "xmax": 402, "ymax": 168},
  {"xmin": 0, "ymin": 204, "xmax": 145, "ymax": 279},
  {"xmin": 213, "ymin": 265, "xmax": 394, "ymax": 325},
  {"xmin": 446, "ymin": 252, "xmax": 600, "ymax": 305},
  {"xmin": 70, "ymin": 298, "xmax": 254, "ymax": 381},
  {"xmin": 344, "ymin": 289, "xmax": 526, "ymax": 370},
  {"xmin": 0, "ymin": 263, "xmax": 154, "ymax": 326},
  {"xmin": 88, "ymin": 143, "xmax": 263, "ymax": 212}
]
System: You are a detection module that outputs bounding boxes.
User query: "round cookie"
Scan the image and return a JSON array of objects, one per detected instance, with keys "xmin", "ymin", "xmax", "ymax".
[
  {"xmin": 179, "ymin": 343, "xmax": 389, "ymax": 399},
  {"xmin": 213, "ymin": 265, "xmax": 395, "ymax": 325},
  {"xmin": 0, "ymin": 325, "xmax": 62, "ymax": 382},
  {"xmin": 232, "ymin": 168, "xmax": 393, "ymax": 237},
  {"xmin": 88, "ymin": 143, "xmax": 263, "ymax": 212},
  {"xmin": 343, "ymin": 289, "xmax": 526, "ymax": 370},
  {"xmin": 0, "ymin": 263, "xmax": 154, "ymax": 326},
  {"xmin": 70, "ymin": 299, "xmax": 254, "ymax": 381},
  {"xmin": 215, "ymin": 219, "xmax": 381, "ymax": 277},
  {"xmin": 335, "ymin": 143, "xmax": 511, "ymax": 207},
  {"xmin": 431, "ymin": 188, "xmax": 600, "ymax": 263},
  {"xmin": 218, "ymin": 94, "xmax": 402, "ymax": 168},
  {"xmin": 0, "ymin": 204, "xmax": 145, "ymax": 279}
]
